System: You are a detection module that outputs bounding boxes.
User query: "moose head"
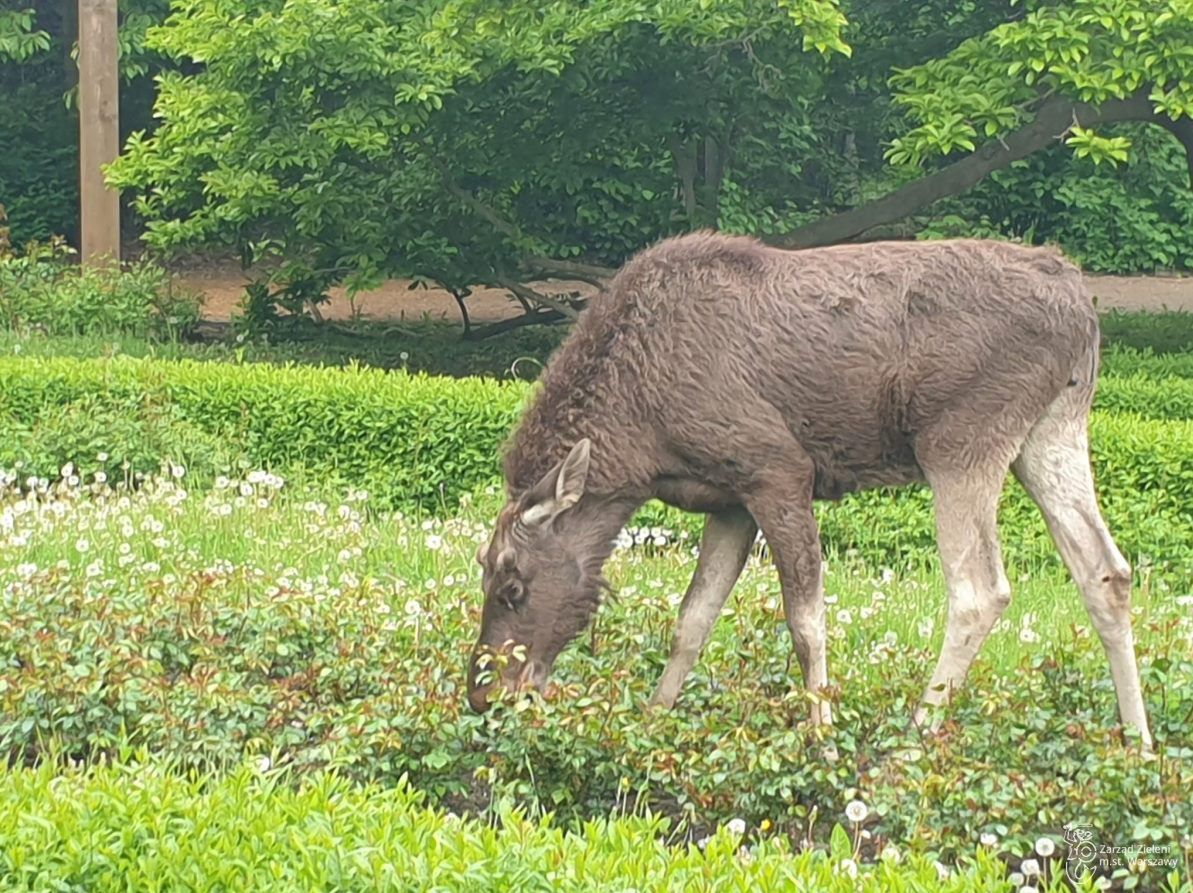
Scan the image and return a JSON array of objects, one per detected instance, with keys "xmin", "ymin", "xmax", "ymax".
[{"xmin": 467, "ymin": 439, "xmax": 611, "ymax": 712}]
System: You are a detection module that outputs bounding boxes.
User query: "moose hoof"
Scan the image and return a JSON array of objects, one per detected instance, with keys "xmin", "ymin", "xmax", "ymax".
[{"xmin": 646, "ymin": 690, "xmax": 677, "ymax": 712}]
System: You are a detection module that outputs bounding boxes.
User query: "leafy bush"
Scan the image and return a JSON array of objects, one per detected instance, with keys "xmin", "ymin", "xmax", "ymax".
[
  {"xmin": 0, "ymin": 758, "xmax": 1032, "ymax": 892},
  {"xmin": 1100, "ymin": 312, "xmax": 1193, "ymax": 357},
  {"xmin": 0, "ymin": 241, "xmax": 200, "ymax": 338},
  {"xmin": 6, "ymin": 393, "xmax": 235, "ymax": 487}
]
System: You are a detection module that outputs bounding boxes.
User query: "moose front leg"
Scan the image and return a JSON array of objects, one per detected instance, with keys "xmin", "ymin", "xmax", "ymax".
[
  {"xmin": 743, "ymin": 472, "xmax": 833, "ymax": 727},
  {"xmin": 650, "ymin": 507, "xmax": 756, "ymax": 708}
]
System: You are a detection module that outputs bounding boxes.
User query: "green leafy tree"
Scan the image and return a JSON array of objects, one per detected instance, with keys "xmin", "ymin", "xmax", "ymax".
[
  {"xmin": 108, "ymin": 0, "xmax": 849, "ymax": 322},
  {"xmin": 0, "ymin": 6, "xmax": 49, "ymax": 61},
  {"xmin": 109, "ymin": 0, "xmax": 1193, "ymax": 328},
  {"xmin": 775, "ymin": 0, "xmax": 1193, "ymax": 248}
]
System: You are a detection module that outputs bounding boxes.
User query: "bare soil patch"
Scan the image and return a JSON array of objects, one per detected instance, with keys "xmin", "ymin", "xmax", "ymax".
[{"xmin": 170, "ymin": 263, "xmax": 1193, "ymax": 327}]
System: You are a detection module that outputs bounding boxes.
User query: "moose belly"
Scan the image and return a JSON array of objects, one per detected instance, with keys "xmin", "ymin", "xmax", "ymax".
[
  {"xmin": 652, "ymin": 477, "xmax": 742, "ymax": 514},
  {"xmin": 812, "ymin": 461, "xmax": 925, "ymax": 500}
]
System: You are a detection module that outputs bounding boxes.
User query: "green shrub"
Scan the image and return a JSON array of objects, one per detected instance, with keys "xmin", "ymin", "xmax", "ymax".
[
  {"xmin": 1100, "ymin": 311, "xmax": 1193, "ymax": 356},
  {"xmin": 0, "ymin": 243, "xmax": 200, "ymax": 339},
  {"xmin": 6, "ymin": 392, "xmax": 236, "ymax": 486},
  {"xmin": 0, "ymin": 356, "xmax": 525, "ymax": 511},
  {"xmin": 0, "ymin": 758, "xmax": 1032, "ymax": 892},
  {"xmin": 1095, "ymin": 374, "xmax": 1193, "ymax": 420},
  {"xmin": 1104, "ymin": 344, "xmax": 1193, "ymax": 380}
]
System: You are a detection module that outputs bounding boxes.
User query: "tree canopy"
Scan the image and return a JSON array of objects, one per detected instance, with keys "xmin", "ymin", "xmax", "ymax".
[{"xmin": 9, "ymin": 0, "xmax": 1193, "ymax": 322}]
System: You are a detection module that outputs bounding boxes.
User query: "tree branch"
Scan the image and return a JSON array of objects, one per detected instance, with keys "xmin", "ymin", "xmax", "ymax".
[
  {"xmin": 766, "ymin": 91, "xmax": 1162, "ymax": 250},
  {"xmin": 450, "ymin": 287, "xmax": 472, "ymax": 337},
  {"xmin": 441, "ymin": 178, "xmax": 524, "ymax": 241},
  {"xmin": 519, "ymin": 254, "xmax": 614, "ymax": 287},
  {"xmin": 465, "ymin": 309, "xmax": 572, "ymax": 341},
  {"xmin": 1151, "ymin": 115, "xmax": 1193, "ymax": 189},
  {"xmin": 499, "ymin": 279, "xmax": 582, "ymax": 320}
]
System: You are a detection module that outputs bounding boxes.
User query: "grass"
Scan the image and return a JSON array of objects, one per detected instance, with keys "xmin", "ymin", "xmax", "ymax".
[{"xmin": 1, "ymin": 472, "xmax": 1189, "ymax": 890}]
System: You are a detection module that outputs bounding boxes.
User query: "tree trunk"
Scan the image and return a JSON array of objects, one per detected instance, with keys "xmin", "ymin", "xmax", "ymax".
[{"xmin": 78, "ymin": 0, "xmax": 120, "ymax": 266}]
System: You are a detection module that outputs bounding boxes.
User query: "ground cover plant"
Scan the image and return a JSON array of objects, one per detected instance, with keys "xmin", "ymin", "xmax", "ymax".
[
  {"xmin": 1, "ymin": 308, "xmax": 1189, "ymax": 890},
  {"xmin": 0, "ymin": 470, "xmax": 1189, "ymax": 890},
  {"xmin": 0, "ymin": 758, "xmax": 1036, "ymax": 892}
]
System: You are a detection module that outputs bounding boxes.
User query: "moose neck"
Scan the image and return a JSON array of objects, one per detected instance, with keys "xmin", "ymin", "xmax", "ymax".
[
  {"xmin": 502, "ymin": 318, "xmax": 653, "ymax": 500},
  {"xmin": 560, "ymin": 495, "xmax": 644, "ymax": 577}
]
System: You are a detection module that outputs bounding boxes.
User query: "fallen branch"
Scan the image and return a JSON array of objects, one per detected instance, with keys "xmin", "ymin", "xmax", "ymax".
[
  {"xmin": 465, "ymin": 309, "xmax": 573, "ymax": 340},
  {"xmin": 500, "ymin": 279, "xmax": 582, "ymax": 321}
]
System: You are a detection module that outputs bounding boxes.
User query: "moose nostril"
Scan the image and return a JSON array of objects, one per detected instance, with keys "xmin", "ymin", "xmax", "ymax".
[{"xmin": 468, "ymin": 684, "xmax": 493, "ymax": 714}]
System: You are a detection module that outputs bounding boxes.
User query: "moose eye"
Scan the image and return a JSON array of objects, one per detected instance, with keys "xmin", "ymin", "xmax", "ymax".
[{"xmin": 498, "ymin": 580, "xmax": 525, "ymax": 611}]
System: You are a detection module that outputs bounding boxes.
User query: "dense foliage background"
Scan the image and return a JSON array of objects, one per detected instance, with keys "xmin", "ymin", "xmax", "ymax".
[{"xmin": 3, "ymin": 0, "xmax": 1192, "ymax": 305}]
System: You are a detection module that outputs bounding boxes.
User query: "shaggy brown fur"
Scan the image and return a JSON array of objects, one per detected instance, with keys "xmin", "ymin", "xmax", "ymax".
[
  {"xmin": 467, "ymin": 231, "xmax": 1150, "ymax": 749},
  {"xmin": 504, "ymin": 232, "xmax": 1094, "ymax": 502}
]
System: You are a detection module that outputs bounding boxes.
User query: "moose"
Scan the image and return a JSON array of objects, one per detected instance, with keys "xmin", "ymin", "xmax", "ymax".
[{"xmin": 467, "ymin": 231, "xmax": 1153, "ymax": 750}]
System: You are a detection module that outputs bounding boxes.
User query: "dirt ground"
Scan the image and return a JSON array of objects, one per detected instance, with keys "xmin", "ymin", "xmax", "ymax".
[{"xmin": 173, "ymin": 268, "xmax": 1193, "ymax": 326}]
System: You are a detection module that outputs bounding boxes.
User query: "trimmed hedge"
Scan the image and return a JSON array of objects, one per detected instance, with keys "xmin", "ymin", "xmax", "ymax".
[
  {"xmin": 1, "ymin": 355, "xmax": 1190, "ymax": 565},
  {"xmin": 0, "ymin": 356, "xmax": 526, "ymax": 511},
  {"xmin": 1104, "ymin": 344, "xmax": 1193, "ymax": 381}
]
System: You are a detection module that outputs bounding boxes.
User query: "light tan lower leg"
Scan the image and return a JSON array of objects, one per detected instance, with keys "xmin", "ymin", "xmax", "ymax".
[
  {"xmin": 650, "ymin": 508, "xmax": 756, "ymax": 708},
  {"xmin": 914, "ymin": 470, "xmax": 1012, "ymax": 730},
  {"xmin": 1013, "ymin": 411, "xmax": 1152, "ymax": 749}
]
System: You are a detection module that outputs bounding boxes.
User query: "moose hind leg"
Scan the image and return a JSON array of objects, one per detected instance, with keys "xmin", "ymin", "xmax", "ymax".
[
  {"xmin": 914, "ymin": 468, "xmax": 1012, "ymax": 731},
  {"xmin": 1012, "ymin": 405, "xmax": 1153, "ymax": 749},
  {"xmin": 650, "ymin": 507, "xmax": 756, "ymax": 708}
]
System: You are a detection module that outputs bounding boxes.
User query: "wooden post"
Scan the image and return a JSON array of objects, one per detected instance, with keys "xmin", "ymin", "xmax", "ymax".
[{"xmin": 78, "ymin": 0, "xmax": 120, "ymax": 267}]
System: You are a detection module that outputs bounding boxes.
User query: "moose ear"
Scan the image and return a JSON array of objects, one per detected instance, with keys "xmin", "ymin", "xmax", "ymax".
[{"xmin": 520, "ymin": 439, "xmax": 592, "ymax": 527}]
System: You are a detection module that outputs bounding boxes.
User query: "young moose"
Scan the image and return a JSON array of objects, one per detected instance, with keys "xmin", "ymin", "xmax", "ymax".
[{"xmin": 467, "ymin": 232, "xmax": 1153, "ymax": 750}]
